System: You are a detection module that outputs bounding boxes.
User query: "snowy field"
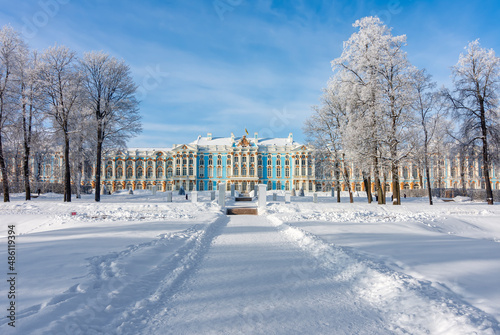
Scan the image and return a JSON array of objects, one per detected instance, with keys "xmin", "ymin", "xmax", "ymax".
[{"xmin": 0, "ymin": 191, "xmax": 499, "ymax": 334}]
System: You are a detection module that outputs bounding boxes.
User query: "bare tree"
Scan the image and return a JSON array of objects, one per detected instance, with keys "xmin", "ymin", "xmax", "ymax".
[
  {"xmin": 0, "ymin": 26, "xmax": 25, "ymax": 202},
  {"xmin": 39, "ymin": 45, "xmax": 82, "ymax": 202},
  {"xmin": 446, "ymin": 40, "xmax": 499, "ymax": 205},
  {"xmin": 80, "ymin": 51, "xmax": 141, "ymax": 202}
]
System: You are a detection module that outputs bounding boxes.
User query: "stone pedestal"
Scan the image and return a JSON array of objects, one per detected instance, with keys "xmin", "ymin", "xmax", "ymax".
[
  {"xmin": 273, "ymin": 192, "xmax": 277, "ymax": 201},
  {"xmin": 218, "ymin": 183, "xmax": 226, "ymax": 208},
  {"xmin": 211, "ymin": 191, "xmax": 215, "ymax": 201},
  {"xmin": 331, "ymin": 188, "xmax": 334, "ymax": 197},
  {"xmin": 285, "ymin": 192, "xmax": 291, "ymax": 204},
  {"xmin": 258, "ymin": 184, "xmax": 267, "ymax": 208},
  {"xmin": 166, "ymin": 191, "xmax": 172, "ymax": 202},
  {"xmin": 152, "ymin": 186, "xmax": 157, "ymax": 195},
  {"xmin": 191, "ymin": 191, "xmax": 198, "ymax": 203},
  {"xmin": 313, "ymin": 193, "xmax": 318, "ymax": 203},
  {"xmin": 230, "ymin": 184, "xmax": 235, "ymax": 197},
  {"xmin": 254, "ymin": 185, "xmax": 259, "ymax": 197},
  {"xmin": 291, "ymin": 188, "xmax": 296, "ymax": 196}
]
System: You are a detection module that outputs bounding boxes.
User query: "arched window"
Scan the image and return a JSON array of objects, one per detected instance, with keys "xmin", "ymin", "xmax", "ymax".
[
  {"xmin": 157, "ymin": 167, "xmax": 163, "ymax": 178},
  {"xmin": 250, "ymin": 166, "xmax": 255, "ymax": 176},
  {"xmin": 241, "ymin": 166, "xmax": 247, "ymax": 176},
  {"xmin": 116, "ymin": 167, "xmax": 123, "ymax": 178},
  {"xmin": 242, "ymin": 155, "xmax": 247, "ymax": 163},
  {"xmin": 167, "ymin": 168, "xmax": 173, "ymax": 177},
  {"xmin": 208, "ymin": 155, "xmax": 213, "ymax": 166},
  {"xmin": 176, "ymin": 166, "xmax": 180, "ymax": 176},
  {"xmin": 217, "ymin": 167, "xmax": 222, "ymax": 177},
  {"xmin": 258, "ymin": 166, "xmax": 263, "ymax": 178},
  {"xmin": 267, "ymin": 166, "xmax": 272, "ymax": 178},
  {"xmin": 147, "ymin": 167, "xmax": 153, "ymax": 178},
  {"xmin": 136, "ymin": 167, "xmax": 143, "ymax": 178},
  {"xmin": 226, "ymin": 167, "xmax": 231, "ymax": 177},
  {"xmin": 199, "ymin": 180, "xmax": 204, "ymax": 191},
  {"xmin": 127, "ymin": 167, "xmax": 133, "ymax": 178},
  {"xmin": 189, "ymin": 166, "xmax": 194, "ymax": 176},
  {"xmin": 182, "ymin": 166, "xmax": 187, "ymax": 176},
  {"xmin": 217, "ymin": 155, "xmax": 222, "ymax": 166},
  {"xmin": 267, "ymin": 155, "xmax": 272, "ymax": 165},
  {"xmin": 285, "ymin": 166, "xmax": 290, "ymax": 177},
  {"xmin": 199, "ymin": 155, "xmax": 204, "ymax": 166},
  {"xmin": 267, "ymin": 181, "xmax": 272, "ymax": 190},
  {"xmin": 106, "ymin": 167, "xmax": 113, "ymax": 178},
  {"xmin": 277, "ymin": 167, "xmax": 281, "ymax": 178},
  {"xmin": 276, "ymin": 181, "xmax": 281, "ymax": 190},
  {"xmin": 234, "ymin": 166, "xmax": 239, "ymax": 176},
  {"xmin": 258, "ymin": 156, "xmax": 262, "ymax": 166}
]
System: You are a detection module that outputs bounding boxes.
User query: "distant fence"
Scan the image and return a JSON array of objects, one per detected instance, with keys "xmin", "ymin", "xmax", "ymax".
[{"xmin": 401, "ymin": 188, "xmax": 500, "ymax": 201}]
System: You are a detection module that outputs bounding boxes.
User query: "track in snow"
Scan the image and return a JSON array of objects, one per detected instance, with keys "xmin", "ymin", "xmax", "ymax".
[
  {"xmin": 144, "ymin": 215, "xmax": 499, "ymax": 335},
  {"xmin": 11, "ymin": 214, "xmax": 229, "ymax": 335}
]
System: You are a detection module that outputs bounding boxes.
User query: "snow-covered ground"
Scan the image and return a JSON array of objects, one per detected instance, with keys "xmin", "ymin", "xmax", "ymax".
[{"xmin": 0, "ymin": 191, "xmax": 499, "ymax": 334}]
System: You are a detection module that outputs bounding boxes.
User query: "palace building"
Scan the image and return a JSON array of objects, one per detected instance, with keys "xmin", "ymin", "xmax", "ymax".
[
  {"xmin": 3, "ymin": 132, "xmax": 499, "ymax": 195},
  {"xmin": 98, "ymin": 132, "xmax": 316, "ymax": 193}
]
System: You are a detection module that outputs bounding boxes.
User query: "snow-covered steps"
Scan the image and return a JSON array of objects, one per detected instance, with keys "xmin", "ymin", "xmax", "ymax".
[{"xmin": 226, "ymin": 207, "xmax": 258, "ymax": 215}]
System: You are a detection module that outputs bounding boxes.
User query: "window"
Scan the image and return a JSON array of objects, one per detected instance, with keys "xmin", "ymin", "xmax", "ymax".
[
  {"xmin": 301, "ymin": 167, "xmax": 306, "ymax": 176},
  {"xmin": 308, "ymin": 167, "xmax": 312, "ymax": 176},
  {"xmin": 208, "ymin": 167, "xmax": 213, "ymax": 177},
  {"xmin": 242, "ymin": 155, "xmax": 247, "ymax": 163},
  {"xmin": 157, "ymin": 167, "xmax": 163, "ymax": 178},
  {"xmin": 208, "ymin": 155, "xmax": 213, "ymax": 166},
  {"xmin": 285, "ymin": 159, "xmax": 290, "ymax": 166},
  {"xmin": 217, "ymin": 167, "xmax": 222, "ymax": 177},
  {"xmin": 235, "ymin": 156, "xmax": 239, "ymax": 163},
  {"xmin": 267, "ymin": 181, "xmax": 272, "ymax": 190},
  {"xmin": 182, "ymin": 166, "xmax": 187, "ymax": 176},
  {"xmin": 277, "ymin": 167, "xmax": 281, "ymax": 178},
  {"xmin": 258, "ymin": 156, "xmax": 262, "ymax": 166},
  {"xmin": 226, "ymin": 167, "xmax": 231, "ymax": 177},
  {"xmin": 199, "ymin": 168, "xmax": 204, "ymax": 178},
  {"xmin": 106, "ymin": 168, "xmax": 113, "ymax": 178},
  {"xmin": 199, "ymin": 181, "xmax": 204, "ymax": 191},
  {"xmin": 217, "ymin": 155, "xmax": 222, "ymax": 166},
  {"xmin": 167, "ymin": 159, "xmax": 172, "ymax": 166},
  {"xmin": 250, "ymin": 156, "xmax": 254, "ymax": 163},
  {"xmin": 199, "ymin": 155, "xmax": 204, "ymax": 166},
  {"xmin": 234, "ymin": 166, "xmax": 239, "ymax": 176},
  {"xmin": 116, "ymin": 167, "xmax": 123, "ymax": 178},
  {"xmin": 167, "ymin": 168, "xmax": 173, "ymax": 177},
  {"xmin": 176, "ymin": 166, "xmax": 180, "ymax": 176},
  {"xmin": 285, "ymin": 166, "xmax": 290, "ymax": 177},
  {"xmin": 147, "ymin": 160, "xmax": 153, "ymax": 166},
  {"xmin": 137, "ymin": 167, "xmax": 143, "ymax": 178},
  {"xmin": 295, "ymin": 167, "xmax": 299, "ymax": 175},
  {"xmin": 267, "ymin": 166, "xmax": 272, "ymax": 178},
  {"xmin": 267, "ymin": 155, "xmax": 272, "ymax": 165},
  {"xmin": 147, "ymin": 168, "xmax": 153, "ymax": 178},
  {"xmin": 242, "ymin": 166, "xmax": 247, "ymax": 176},
  {"xmin": 250, "ymin": 166, "xmax": 255, "ymax": 177},
  {"xmin": 183, "ymin": 158, "xmax": 187, "ymax": 165},
  {"xmin": 258, "ymin": 166, "xmax": 263, "ymax": 178},
  {"xmin": 189, "ymin": 166, "xmax": 194, "ymax": 176},
  {"xmin": 127, "ymin": 168, "xmax": 133, "ymax": 178}
]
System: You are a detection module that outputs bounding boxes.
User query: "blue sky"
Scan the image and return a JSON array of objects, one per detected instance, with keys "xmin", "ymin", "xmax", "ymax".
[{"xmin": 1, "ymin": 0, "xmax": 499, "ymax": 147}]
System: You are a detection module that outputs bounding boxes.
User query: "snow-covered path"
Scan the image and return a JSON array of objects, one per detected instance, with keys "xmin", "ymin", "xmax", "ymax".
[
  {"xmin": 142, "ymin": 215, "xmax": 499, "ymax": 335},
  {"xmin": 144, "ymin": 215, "xmax": 387, "ymax": 334}
]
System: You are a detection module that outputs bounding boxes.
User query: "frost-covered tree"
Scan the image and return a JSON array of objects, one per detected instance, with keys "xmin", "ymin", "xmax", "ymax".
[
  {"xmin": 80, "ymin": 51, "xmax": 141, "ymax": 202},
  {"xmin": 0, "ymin": 25, "xmax": 26, "ymax": 202},
  {"xmin": 446, "ymin": 40, "xmax": 500, "ymax": 205},
  {"xmin": 305, "ymin": 78, "xmax": 354, "ymax": 203},
  {"xmin": 331, "ymin": 16, "xmax": 418, "ymax": 205},
  {"xmin": 39, "ymin": 45, "xmax": 82, "ymax": 202},
  {"xmin": 17, "ymin": 50, "xmax": 45, "ymax": 200},
  {"xmin": 411, "ymin": 70, "xmax": 444, "ymax": 205}
]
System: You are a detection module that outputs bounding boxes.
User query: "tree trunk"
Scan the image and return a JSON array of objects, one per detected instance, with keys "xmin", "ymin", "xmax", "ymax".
[
  {"xmin": 392, "ymin": 163, "xmax": 401, "ymax": 205},
  {"xmin": 479, "ymin": 102, "xmax": 494, "ymax": 205},
  {"xmin": 424, "ymin": 142, "xmax": 433, "ymax": 205},
  {"xmin": 64, "ymin": 130, "xmax": 71, "ymax": 202},
  {"xmin": 364, "ymin": 173, "xmax": 372, "ymax": 203},
  {"xmin": 0, "ymin": 132, "xmax": 9, "ymax": 202},
  {"xmin": 335, "ymin": 161, "xmax": 341, "ymax": 203},
  {"xmin": 374, "ymin": 156, "xmax": 384, "ymax": 204},
  {"xmin": 95, "ymin": 121, "xmax": 103, "ymax": 202},
  {"xmin": 22, "ymin": 98, "xmax": 32, "ymax": 201}
]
